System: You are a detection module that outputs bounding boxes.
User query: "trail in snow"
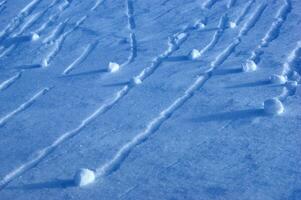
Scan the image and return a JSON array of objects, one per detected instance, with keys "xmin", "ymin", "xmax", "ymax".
[
  {"xmin": 62, "ymin": 41, "xmax": 98, "ymax": 75},
  {"xmin": 94, "ymin": 2, "xmax": 266, "ymax": 178},
  {"xmin": 0, "ymin": 72, "xmax": 22, "ymax": 91},
  {"xmin": 249, "ymin": 0, "xmax": 291, "ymax": 64},
  {"xmin": 231, "ymin": 0, "xmax": 254, "ymax": 27},
  {"xmin": 121, "ymin": 0, "xmax": 137, "ymax": 67},
  {"xmin": 0, "ymin": 88, "xmax": 50, "ymax": 128},
  {"xmin": 202, "ymin": 0, "xmax": 218, "ymax": 9},
  {"xmin": 0, "ymin": 16, "xmax": 202, "ymax": 190}
]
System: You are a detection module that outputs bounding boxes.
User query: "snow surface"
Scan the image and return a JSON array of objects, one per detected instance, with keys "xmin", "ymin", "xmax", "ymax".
[{"xmin": 0, "ymin": 0, "xmax": 301, "ymax": 199}]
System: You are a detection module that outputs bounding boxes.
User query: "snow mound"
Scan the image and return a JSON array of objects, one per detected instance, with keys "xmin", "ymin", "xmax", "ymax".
[
  {"xmin": 108, "ymin": 62, "xmax": 120, "ymax": 73},
  {"xmin": 74, "ymin": 168, "xmax": 96, "ymax": 187},
  {"xmin": 269, "ymin": 74, "xmax": 287, "ymax": 84},
  {"xmin": 31, "ymin": 32, "xmax": 40, "ymax": 41},
  {"xmin": 229, "ymin": 21, "xmax": 237, "ymax": 29},
  {"xmin": 133, "ymin": 77, "xmax": 142, "ymax": 85},
  {"xmin": 242, "ymin": 59, "xmax": 257, "ymax": 72},
  {"xmin": 264, "ymin": 98, "xmax": 284, "ymax": 115},
  {"xmin": 189, "ymin": 49, "xmax": 202, "ymax": 60}
]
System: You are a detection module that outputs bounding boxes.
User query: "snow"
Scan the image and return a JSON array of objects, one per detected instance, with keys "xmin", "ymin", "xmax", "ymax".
[
  {"xmin": 263, "ymin": 98, "xmax": 284, "ymax": 115},
  {"xmin": 74, "ymin": 168, "xmax": 96, "ymax": 187},
  {"xmin": 242, "ymin": 59, "xmax": 257, "ymax": 72},
  {"xmin": 0, "ymin": 0, "xmax": 300, "ymax": 199},
  {"xmin": 108, "ymin": 62, "xmax": 120, "ymax": 73},
  {"xmin": 269, "ymin": 74, "xmax": 287, "ymax": 84}
]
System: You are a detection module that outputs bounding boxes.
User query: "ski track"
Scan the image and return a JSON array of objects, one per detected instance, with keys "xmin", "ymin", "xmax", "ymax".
[
  {"xmin": 0, "ymin": 17, "xmax": 200, "ymax": 190},
  {"xmin": 279, "ymin": 41, "xmax": 301, "ymax": 100},
  {"xmin": 121, "ymin": 0, "xmax": 137, "ymax": 67},
  {"xmin": 94, "ymin": 2, "xmax": 265, "ymax": 177},
  {"xmin": 0, "ymin": 87, "xmax": 50, "ymax": 128},
  {"xmin": 232, "ymin": 0, "xmax": 254, "ymax": 26},
  {"xmin": 249, "ymin": 0, "xmax": 291, "ymax": 63},
  {"xmin": 0, "ymin": 72, "xmax": 22, "ymax": 91},
  {"xmin": 62, "ymin": 41, "xmax": 98, "ymax": 75}
]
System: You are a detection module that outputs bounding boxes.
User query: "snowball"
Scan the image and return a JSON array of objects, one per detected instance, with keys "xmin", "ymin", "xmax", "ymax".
[
  {"xmin": 108, "ymin": 62, "xmax": 120, "ymax": 73},
  {"xmin": 229, "ymin": 21, "xmax": 237, "ymax": 29},
  {"xmin": 189, "ymin": 49, "xmax": 202, "ymax": 60},
  {"xmin": 269, "ymin": 74, "xmax": 287, "ymax": 84},
  {"xmin": 264, "ymin": 98, "xmax": 284, "ymax": 115},
  {"xmin": 42, "ymin": 59, "xmax": 48, "ymax": 67},
  {"xmin": 242, "ymin": 60, "xmax": 257, "ymax": 72},
  {"xmin": 74, "ymin": 168, "xmax": 96, "ymax": 187},
  {"xmin": 133, "ymin": 76, "xmax": 142, "ymax": 85},
  {"xmin": 194, "ymin": 20, "xmax": 206, "ymax": 29},
  {"xmin": 31, "ymin": 33, "xmax": 40, "ymax": 41},
  {"xmin": 176, "ymin": 33, "xmax": 187, "ymax": 41}
]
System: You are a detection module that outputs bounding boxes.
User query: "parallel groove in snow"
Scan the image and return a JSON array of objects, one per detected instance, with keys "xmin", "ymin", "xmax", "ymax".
[{"xmin": 0, "ymin": 72, "xmax": 22, "ymax": 91}]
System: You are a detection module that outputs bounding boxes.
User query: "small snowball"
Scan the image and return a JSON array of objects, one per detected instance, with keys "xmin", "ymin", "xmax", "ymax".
[
  {"xmin": 133, "ymin": 76, "xmax": 142, "ymax": 85},
  {"xmin": 42, "ymin": 59, "xmax": 48, "ymax": 67},
  {"xmin": 74, "ymin": 168, "xmax": 96, "ymax": 187},
  {"xmin": 229, "ymin": 21, "xmax": 237, "ymax": 29},
  {"xmin": 269, "ymin": 74, "xmax": 287, "ymax": 84},
  {"xmin": 194, "ymin": 20, "xmax": 206, "ymax": 29},
  {"xmin": 176, "ymin": 33, "xmax": 187, "ymax": 41},
  {"xmin": 108, "ymin": 62, "xmax": 120, "ymax": 73},
  {"xmin": 189, "ymin": 49, "xmax": 202, "ymax": 60},
  {"xmin": 31, "ymin": 33, "xmax": 40, "ymax": 41},
  {"xmin": 242, "ymin": 60, "xmax": 257, "ymax": 72},
  {"xmin": 264, "ymin": 98, "xmax": 284, "ymax": 115}
]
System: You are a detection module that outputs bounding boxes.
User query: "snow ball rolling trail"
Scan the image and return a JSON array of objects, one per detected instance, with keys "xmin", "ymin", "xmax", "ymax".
[{"xmin": 0, "ymin": 0, "xmax": 300, "ymax": 199}]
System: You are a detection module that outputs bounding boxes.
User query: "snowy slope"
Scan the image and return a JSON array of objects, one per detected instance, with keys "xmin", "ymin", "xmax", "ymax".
[{"xmin": 0, "ymin": 0, "xmax": 301, "ymax": 199}]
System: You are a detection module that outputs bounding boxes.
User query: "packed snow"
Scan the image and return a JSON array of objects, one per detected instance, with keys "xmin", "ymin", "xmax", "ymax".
[{"xmin": 0, "ymin": 0, "xmax": 300, "ymax": 199}]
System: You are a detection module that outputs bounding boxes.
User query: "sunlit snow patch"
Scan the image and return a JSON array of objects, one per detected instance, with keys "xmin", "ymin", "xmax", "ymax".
[
  {"xmin": 189, "ymin": 49, "xmax": 202, "ymax": 60},
  {"xmin": 31, "ymin": 32, "xmax": 40, "ymax": 41},
  {"xmin": 269, "ymin": 74, "xmax": 287, "ymax": 84},
  {"xmin": 108, "ymin": 62, "xmax": 120, "ymax": 73},
  {"xmin": 242, "ymin": 59, "xmax": 257, "ymax": 72},
  {"xmin": 264, "ymin": 98, "xmax": 284, "ymax": 115},
  {"xmin": 229, "ymin": 21, "xmax": 237, "ymax": 28},
  {"xmin": 74, "ymin": 168, "xmax": 96, "ymax": 187}
]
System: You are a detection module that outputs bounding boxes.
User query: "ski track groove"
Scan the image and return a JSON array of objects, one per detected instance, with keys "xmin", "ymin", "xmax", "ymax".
[
  {"xmin": 0, "ymin": 87, "xmax": 50, "ymax": 128},
  {"xmin": 94, "ymin": 2, "xmax": 267, "ymax": 179},
  {"xmin": 62, "ymin": 41, "xmax": 98, "ymax": 75},
  {"xmin": 0, "ymin": 72, "xmax": 22, "ymax": 91},
  {"xmin": 0, "ymin": 0, "xmax": 6, "ymax": 13},
  {"xmin": 121, "ymin": 0, "xmax": 137, "ymax": 67},
  {"xmin": 249, "ymin": 0, "xmax": 291, "ymax": 63},
  {"xmin": 0, "ymin": 17, "xmax": 200, "ymax": 190}
]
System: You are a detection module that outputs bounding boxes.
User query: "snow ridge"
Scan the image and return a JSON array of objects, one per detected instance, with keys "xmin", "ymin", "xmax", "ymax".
[
  {"xmin": 0, "ymin": 88, "xmax": 50, "ymax": 128},
  {"xmin": 62, "ymin": 41, "xmax": 98, "ymax": 75},
  {"xmin": 0, "ymin": 72, "xmax": 22, "ymax": 91},
  {"xmin": 250, "ymin": 0, "xmax": 291, "ymax": 63}
]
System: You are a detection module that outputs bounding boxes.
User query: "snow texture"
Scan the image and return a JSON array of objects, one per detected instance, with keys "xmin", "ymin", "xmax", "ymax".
[{"xmin": 0, "ymin": 0, "xmax": 300, "ymax": 199}]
